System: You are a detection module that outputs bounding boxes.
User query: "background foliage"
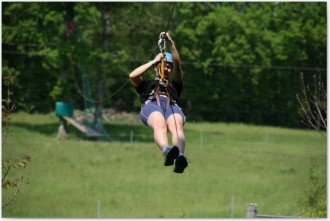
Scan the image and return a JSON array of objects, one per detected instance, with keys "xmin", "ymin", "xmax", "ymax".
[{"xmin": 2, "ymin": 2, "xmax": 327, "ymax": 127}]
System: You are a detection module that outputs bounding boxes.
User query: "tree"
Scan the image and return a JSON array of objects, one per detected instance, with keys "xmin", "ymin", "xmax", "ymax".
[
  {"xmin": 297, "ymin": 73, "xmax": 326, "ymax": 137},
  {"xmin": 2, "ymin": 2, "xmax": 78, "ymax": 112},
  {"xmin": 2, "ymin": 2, "xmax": 327, "ymax": 128},
  {"xmin": 173, "ymin": 2, "xmax": 326, "ymax": 126}
]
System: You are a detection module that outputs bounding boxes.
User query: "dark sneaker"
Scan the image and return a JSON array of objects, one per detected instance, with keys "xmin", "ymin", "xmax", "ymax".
[
  {"xmin": 174, "ymin": 155, "xmax": 188, "ymax": 173},
  {"xmin": 163, "ymin": 146, "xmax": 179, "ymax": 166}
]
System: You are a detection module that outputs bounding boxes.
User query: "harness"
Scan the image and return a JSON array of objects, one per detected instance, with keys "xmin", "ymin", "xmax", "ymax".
[
  {"xmin": 148, "ymin": 79, "xmax": 172, "ymax": 108},
  {"xmin": 148, "ymin": 34, "xmax": 173, "ymax": 108}
]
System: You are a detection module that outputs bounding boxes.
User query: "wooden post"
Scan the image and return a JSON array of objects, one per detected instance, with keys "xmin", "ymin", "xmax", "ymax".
[
  {"xmin": 57, "ymin": 117, "xmax": 68, "ymax": 139},
  {"xmin": 246, "ymin": 203, "xmax": 257, "ymax": 218}
]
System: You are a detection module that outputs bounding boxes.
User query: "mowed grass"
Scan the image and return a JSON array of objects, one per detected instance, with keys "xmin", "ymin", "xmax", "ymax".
[{"xmin": 2, "ymin": 112, "xmax": 326, "ymax": 218}]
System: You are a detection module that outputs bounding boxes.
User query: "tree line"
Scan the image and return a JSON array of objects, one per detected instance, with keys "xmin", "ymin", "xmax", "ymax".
[{"xmin": 2, "ymin": 2, "xmax": 327, "ymax": 128}]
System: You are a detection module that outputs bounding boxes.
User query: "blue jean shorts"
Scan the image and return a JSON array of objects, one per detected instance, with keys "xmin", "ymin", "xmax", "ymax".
[{"xmin": 140, "ymin": 96, "xmax": 186, "ymax": 126}]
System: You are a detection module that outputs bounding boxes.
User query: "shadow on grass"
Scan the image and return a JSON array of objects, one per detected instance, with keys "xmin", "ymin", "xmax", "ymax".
[
  {"xmin": 104, "ymin": 123, "xmax": 154, "ymax": 142},
  {"xmin": 12, "ymin": 121, "xmax": 154, "ymax": 143}
]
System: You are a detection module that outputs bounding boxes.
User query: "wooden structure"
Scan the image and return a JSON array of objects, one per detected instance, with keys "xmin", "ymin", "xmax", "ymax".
[
  {"xmin": 245, "ymin": 203, "xmax": 293, "ymax": 218},
  {"xmin": 246, "ymin": 203, "xmax": 258, "ymax": 218},
  {"xmin": 61, "ymin": 116, "xmax": 102, "ymax": 137}
]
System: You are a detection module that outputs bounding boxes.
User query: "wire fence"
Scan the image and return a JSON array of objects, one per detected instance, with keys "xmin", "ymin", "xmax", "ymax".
[{"xmin": 246, "ymin": 203, "xmax": 294, "ymax": 219}]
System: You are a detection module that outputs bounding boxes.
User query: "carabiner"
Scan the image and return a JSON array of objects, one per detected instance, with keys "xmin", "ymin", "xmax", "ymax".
[{"xmin": 158, "ymin": 34, "xmax": 166, "ymax": 52}]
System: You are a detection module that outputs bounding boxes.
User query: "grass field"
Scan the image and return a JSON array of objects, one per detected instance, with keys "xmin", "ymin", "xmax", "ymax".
[{"xmin": 2, "ymin": 112, "xmax": 327, "ymax": 218}]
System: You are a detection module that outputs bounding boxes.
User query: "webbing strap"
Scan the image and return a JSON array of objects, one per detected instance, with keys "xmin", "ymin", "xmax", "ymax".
[
  {"xmin": 155, "ymin": 85, "xmax": 161, "ymax": 107},
  {"xmin": 158, "ymin": 54, "xmax": 165, "ymax": 81},
  {"xmin": 150, "ymin": 81, "xmax": 171, "ymax": 108}
]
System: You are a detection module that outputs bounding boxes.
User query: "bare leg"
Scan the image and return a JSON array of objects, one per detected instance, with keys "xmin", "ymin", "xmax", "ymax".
[
  {"xmin": 166, "ymin": 113, "xmax": 185, "ymax": 154},
  {"xmin": 147, "ymin": 111, "xmax": 168, "ymax": 150}
]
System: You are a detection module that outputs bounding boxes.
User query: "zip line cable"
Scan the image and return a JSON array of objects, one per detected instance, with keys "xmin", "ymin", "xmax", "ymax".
[
  {"xmin": 160, "ymin": 3, "xmax": 181, "ymax": 146},
  {"xmin": 70, "ymin": 2, "xmax": 177, "ymax": 104},
  {"xmin": 157, "ymin": 2, "xmax": 176, "ymax": 81},
  {"xmin": 144, "ymin": 2, "xmax": 176, "ymax": 63},
  {"xmin": 165, "ymin": 3, "xmax": 176, "ymax": 34}
]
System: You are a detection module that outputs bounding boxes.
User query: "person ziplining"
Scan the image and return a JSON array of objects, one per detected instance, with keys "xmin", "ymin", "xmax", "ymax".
[{"xmin": 129, "ymin": 32, "xmax": 188, "ymax": 173}]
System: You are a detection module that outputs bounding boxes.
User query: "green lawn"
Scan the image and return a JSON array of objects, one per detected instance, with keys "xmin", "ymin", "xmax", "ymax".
[{"xmin": 2, "ymin": 112, "xmax": 326, "ymax": 218}]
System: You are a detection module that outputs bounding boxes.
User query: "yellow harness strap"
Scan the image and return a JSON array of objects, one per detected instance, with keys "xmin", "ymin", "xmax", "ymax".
[{"xmin": 152, "ymin": 53, "xmax": 170, "ymax": 108}]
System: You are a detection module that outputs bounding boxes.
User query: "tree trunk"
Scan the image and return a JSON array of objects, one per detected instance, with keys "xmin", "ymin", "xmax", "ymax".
[{"xmin": 94, "ymin": 7, "xmax": 110, "ymax": 133}]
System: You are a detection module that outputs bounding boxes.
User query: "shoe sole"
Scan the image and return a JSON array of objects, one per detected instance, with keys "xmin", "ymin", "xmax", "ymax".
[
  {"xmin": 174, "ymin": 156, "xmax": 188, "ymax": 173},
  {"xmin": 164, "ymin": 146, "xmax": 179, "ymax": 166}
]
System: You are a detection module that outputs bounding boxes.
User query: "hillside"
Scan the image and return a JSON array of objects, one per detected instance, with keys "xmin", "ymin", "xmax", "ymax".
[{"xmin": 2, "ymin": 112, "xmax": 326, "ymax": 218}]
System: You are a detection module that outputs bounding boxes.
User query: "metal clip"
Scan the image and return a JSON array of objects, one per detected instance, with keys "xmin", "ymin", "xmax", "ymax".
[{"xmin": 158, "ymin": 34, "xmax": 166, "ymax": 52}]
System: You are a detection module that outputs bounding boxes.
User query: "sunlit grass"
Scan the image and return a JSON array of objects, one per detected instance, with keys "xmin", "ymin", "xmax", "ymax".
[{"xmin": 2, "ymin": 112, "xmax": 326, "ymax": 218}]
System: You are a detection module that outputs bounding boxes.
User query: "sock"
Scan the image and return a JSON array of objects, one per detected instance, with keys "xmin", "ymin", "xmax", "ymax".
[{"xmin": 162, "ymin": 146, "xmax": 170, "ymax": 153}]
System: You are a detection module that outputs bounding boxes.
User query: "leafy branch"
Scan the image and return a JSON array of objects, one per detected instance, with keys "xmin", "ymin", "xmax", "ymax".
[
  {"xmin": 2, "ymin": 156, "xmax": 31, "ymax": 208},
  {"xmin": 2, "ymin": 76, "xmax": 16, "ymax": 146},
  {"xmin": 296, "ymin": 74, "xmax": 327, "ymax": 217},
  {"xmin": 2, "ymin": 76, "xmax": 31, "ymax": 209},
  {"xmin": 296, "ymin": 73, "xmax": 327, "ymax": 138},
  {"xmin": 296, "ymin": 158, "xmax": 327, "ymax": 217}
]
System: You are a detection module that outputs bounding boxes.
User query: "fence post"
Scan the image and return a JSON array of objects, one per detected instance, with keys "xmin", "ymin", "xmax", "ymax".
[
  {"xmin": 230, "ymin": 195, "xmax": 234, "ymax": 218},
  {"xmin": 246, "ymin": 203, "xmax": 257, "ymax": 218},
  {"xmin": 97, "ymin": 199, "xmax": 101, "ymax": 218}
]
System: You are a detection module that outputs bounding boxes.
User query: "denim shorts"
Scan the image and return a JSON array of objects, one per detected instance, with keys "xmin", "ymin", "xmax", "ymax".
[{"xmin": 140, "ymin": 96, "xmax": 186, "ymax": 126}]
